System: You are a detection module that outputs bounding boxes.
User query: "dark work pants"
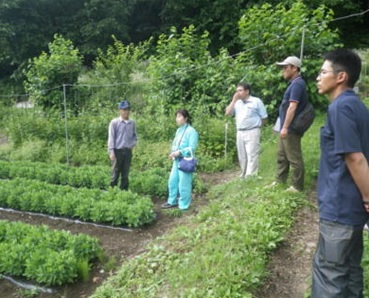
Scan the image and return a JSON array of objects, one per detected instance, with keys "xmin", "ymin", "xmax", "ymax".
[
  {"xmin": 276, "ymin": 132, "xmax": 304, "ymax": 190},
  {"xmin": 110, "ymin": 148, "xmax": 132, "ymax": 190},
  {"xmin": 311, "ymin": 220, "xmax": 364, "ymax": 298}
]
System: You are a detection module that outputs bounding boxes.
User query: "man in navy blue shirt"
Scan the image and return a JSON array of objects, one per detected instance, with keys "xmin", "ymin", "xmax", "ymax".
[
  {"xmin": 311, "ymin": 49, "xmax": 369, "ymax": 297},
  {"xmin": 273, "ymin": 56, "xmax": 308, "ymax": 191}
]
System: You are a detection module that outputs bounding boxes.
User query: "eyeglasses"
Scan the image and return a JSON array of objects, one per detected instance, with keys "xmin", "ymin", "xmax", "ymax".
[
  {"xmin": 236, "ymin": 89, "xmax": 246, "ymax": 92},
  {"xmin": 318, "ymin": 69, "xmax": 343, "ymax": 76}
]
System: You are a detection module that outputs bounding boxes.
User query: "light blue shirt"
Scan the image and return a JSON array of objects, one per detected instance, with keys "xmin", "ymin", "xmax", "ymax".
[
  {"xmin": 233, "ymin": 95, "xmax": 268, "ymax": 130},
  {"xmin": 171, "ymin": 124, "xmax": 199, "ymax": 158}
]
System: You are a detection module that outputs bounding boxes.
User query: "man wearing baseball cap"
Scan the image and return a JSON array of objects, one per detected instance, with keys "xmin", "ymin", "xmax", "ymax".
[
  {"xmin": 107, "ymin": 99, "xmax": 138, "ymax": 190},
  {"xmin": 270, "ymin": 56, "xmax": 308, "ymax": 192}
]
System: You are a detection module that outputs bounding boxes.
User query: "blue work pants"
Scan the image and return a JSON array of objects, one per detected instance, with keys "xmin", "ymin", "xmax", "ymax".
[{"xmin": 167, "ymin": 159, "xmax": 193, "ymax": 210}]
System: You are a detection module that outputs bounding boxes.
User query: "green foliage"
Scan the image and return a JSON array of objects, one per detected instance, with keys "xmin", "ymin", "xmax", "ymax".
[
  {"xmin": 8, "ymin": 139, "xmax": 49, "ymax": 161},
  {"xmin": 23, "ymin": 34, "xmax": 83, "ymax": 111},
  {"xmin": 145, "ymin": 26, "xmax": 241, "ymax": 117},
  {"xmin": 0, "ymin": 0, "xmax": 136, "ymax": 77},
  {"xmin": 2, "ymin": 106, "xmax": 109, "ymax": 164},
  {"xmin": 358, "ymin": 50, "xmax": 369, "ymax": 99},
  {"xmin": 0, "ymin": 220, "xmax": 101, "ymax": 286},
  {"xmin": 159, "ymin": 0, "xmax": 251, "ymax": 54},
  {"xmin": 238, "ymin": 2, "xmax": 340, "ymax": 66},
  {"xmin": 0, "ymin": 178, "xmax": 155, "ymax": 227},
  {"xmin": 130, "ymin": 167, "xmax": 169, "ymax": 197},
  {"xmin": 237, "ymin": 2, "xmax": 342, "ymax": 111},
  {"xmin": 81, "ymin": 38, "xmax": 150, "ymax": 112},
  {"xmin": 132, "ymin": 139, "xmax": 172, "ymax": 170},
  {"xmin": 91, "ymin": 185, "xmax": 305, "ymax": 297},
  {"xmin": 147, "ymin": 26, "xmax": 212, "ymax": 110},
  {"xmin": 14, "ymin": 288, "xmax": 40, "ymax": 298},
  {"xmin": 2, "ymin": 104, "xmax": 234, "ymax": 170},
  {"xmin": 362, "ymin": 237, "xmax": 369, "ymax": 297}
]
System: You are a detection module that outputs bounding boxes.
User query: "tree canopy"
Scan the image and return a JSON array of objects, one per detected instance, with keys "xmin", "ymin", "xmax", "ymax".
[{"xmin": 0, "ymin": 0, "xmax": 368, "ymax": 81}]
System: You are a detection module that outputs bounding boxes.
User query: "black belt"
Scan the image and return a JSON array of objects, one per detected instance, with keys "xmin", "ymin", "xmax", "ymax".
[{"xmin": 115, "ymin": 147, "xmax": 131, "ymax": 151}]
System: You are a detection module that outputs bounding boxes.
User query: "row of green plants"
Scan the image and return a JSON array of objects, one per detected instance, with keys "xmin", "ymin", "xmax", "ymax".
[
  {"xmin": 0, "ymin": 219, "xmax": 102, "ymax": 286},
  {"xmin": 0, "ymin": 160, "xmax": 206, "ymax": 196},
  {"xmin": 0, "ymin": 178, "xmax": 155, "ymax": 227},
  {"xmin": 0, "ymin": 160, "xmax": 108, "ymax": 189}
]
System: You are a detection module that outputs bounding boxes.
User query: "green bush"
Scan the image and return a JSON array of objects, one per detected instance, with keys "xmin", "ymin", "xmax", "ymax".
[{"xmin": 23, "ymin": 34, "xmax": 83, "ymax": 112}]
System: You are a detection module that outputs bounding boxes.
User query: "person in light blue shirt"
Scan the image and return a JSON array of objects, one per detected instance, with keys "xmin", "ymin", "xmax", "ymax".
[
  {"xmin": 225, "ymin": 82, "xmax": 268, "ymax": 178},
  {"xmin": 161, "ymin": 109, "xmax": 199, "ymax": 210}
]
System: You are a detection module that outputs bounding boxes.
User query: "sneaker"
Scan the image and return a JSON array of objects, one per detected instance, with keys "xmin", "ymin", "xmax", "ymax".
[
  {"xmin": 285, "ymin": 186, "xmax": 299, "ymax": 193},
  {"xmin": 161, "ymin": 203, "xmax": 177, "ymax": 209}
]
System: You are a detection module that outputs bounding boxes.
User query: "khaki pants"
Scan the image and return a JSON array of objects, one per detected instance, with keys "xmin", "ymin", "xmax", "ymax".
[
  {"xmin": 236, "ymin": 128, "xmax": 261, "ymax": 178},
  {"xmin": 276, "ymin": 133, "xmax": 304, "ymax": 190}
]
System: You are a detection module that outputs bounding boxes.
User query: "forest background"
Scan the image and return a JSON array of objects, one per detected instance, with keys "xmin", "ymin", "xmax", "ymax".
[{"xmin": 0, "ymin": 0, "xmax": 368, "ymax": 168}]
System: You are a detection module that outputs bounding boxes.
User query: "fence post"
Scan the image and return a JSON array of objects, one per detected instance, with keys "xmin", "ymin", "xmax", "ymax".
[
  {"xmin": 63, "ymin": 84, "xmax": 70, "ymax": 165},
  {"xmin": 224, "ymin": 121, "xmax": 228, "ymax": 159}
]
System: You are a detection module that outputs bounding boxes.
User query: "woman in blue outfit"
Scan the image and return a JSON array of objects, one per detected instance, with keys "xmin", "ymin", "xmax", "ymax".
[{"xmin": 161, "ymin": 109, "xmax": 199, "ymax": 210}]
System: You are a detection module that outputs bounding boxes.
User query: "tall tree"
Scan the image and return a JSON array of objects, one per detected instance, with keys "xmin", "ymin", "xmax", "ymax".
[
  {"xmin": 0, "ymin": 0, "xmax": 134, "ymax": 78},
  {"xmin": 23, "ymin": 34, "xmax": 83, "ymax": 111}
]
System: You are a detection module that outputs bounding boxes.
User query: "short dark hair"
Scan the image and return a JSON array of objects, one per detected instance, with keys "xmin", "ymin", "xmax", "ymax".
[
  {"xmin": 176, "ymin": 109, "xmax": 192, "ymax": 125},
  {"xmin": 323, "ymin": 48, "xmax": 361, "ymax": 88},
  {"xmin": 237, "ymin": 82, "xmax": 251, "ymax": 94}
]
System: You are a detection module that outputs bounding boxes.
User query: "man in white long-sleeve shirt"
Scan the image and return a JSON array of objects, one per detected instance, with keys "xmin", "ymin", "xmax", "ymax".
[{"xmin": 107, "ymin": 100, "xmax": 138, "ymax": 190}]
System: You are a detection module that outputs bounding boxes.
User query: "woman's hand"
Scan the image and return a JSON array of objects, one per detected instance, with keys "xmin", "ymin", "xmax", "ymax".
[{"xmin": 169, "ymin": 150, "xmax": 180, "ymax": 159}]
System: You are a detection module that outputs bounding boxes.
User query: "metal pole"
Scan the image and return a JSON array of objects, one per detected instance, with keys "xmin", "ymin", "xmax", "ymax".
[
  {"xmin": 300, "ymin": 27, "xmax": 305, "ymax": 62},
  {"xmin": 224, "ymin": 121, "xmax": 228, "ymax": 159},
  {"xmin": 63, "ymin": 84, "xmax": 70, "ymax": 165}
]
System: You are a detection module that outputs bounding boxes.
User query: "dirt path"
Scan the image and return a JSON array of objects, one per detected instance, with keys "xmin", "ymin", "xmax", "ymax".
[{"xmin": 255, "ymin": 190, "xmax": 319, "ymax": 298}]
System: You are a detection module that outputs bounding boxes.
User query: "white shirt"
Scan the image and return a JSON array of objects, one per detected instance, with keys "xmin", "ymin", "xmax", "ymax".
[{"xmin": 233, "ymin": 95, "xmax": 267, "ymax": 130}]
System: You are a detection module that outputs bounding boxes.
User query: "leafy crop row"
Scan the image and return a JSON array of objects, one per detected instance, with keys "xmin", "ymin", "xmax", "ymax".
[
  {"xmin": 0, "ymin": 160, "xmax": 205, "ymax": 197},
  {"xmin": 0, "ymin": 220, "xmax": 102, "ymax": 286},
  {"xmin": 0, "ymin": 178, "xmax": 155, "ymax": 227},
  {"xmin": 0, "ymin": 160, "xmax": 171, "ymax": 195},
  {"xmin": 0, "ymin": 160, "xmax": 109, "ymax": 189}
]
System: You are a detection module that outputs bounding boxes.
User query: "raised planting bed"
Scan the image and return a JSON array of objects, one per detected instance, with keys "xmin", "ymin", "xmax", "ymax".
[
  {"xmin": 0, "ymin": 220, "xmax": 102, "ymax": 286},
  {"xmin": 0, "ymin": 178, "xmax": 155, "ymax": 227}
]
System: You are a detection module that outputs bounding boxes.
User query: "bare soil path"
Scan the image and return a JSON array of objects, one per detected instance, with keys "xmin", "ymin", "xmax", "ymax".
[{"xmin": 255, "ymin": 189, "xmax": 319, "ymax": 298}]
